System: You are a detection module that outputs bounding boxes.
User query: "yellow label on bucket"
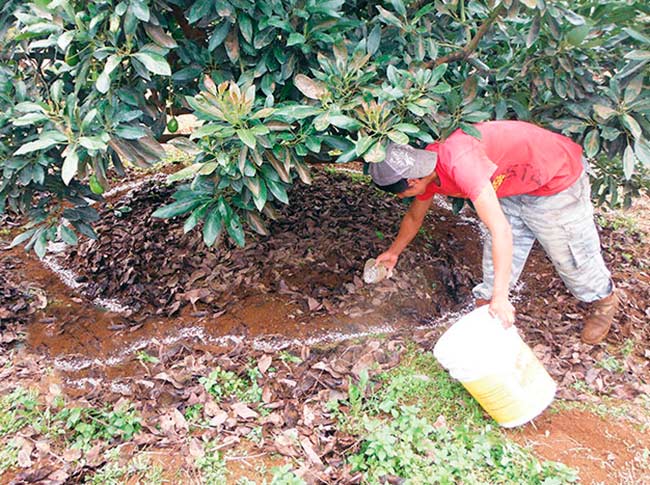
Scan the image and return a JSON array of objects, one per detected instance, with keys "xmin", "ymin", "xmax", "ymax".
[{"xmin": 461, "ymin": 340, "xmax": 555, "ymax": 426}]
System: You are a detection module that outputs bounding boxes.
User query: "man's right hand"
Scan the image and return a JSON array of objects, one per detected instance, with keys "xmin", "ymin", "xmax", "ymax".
[{"xmin": 376, "ymin": 250, "xmax": 399, "ymax": 272}]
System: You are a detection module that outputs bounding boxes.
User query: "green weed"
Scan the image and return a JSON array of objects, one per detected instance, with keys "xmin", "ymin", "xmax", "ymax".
[
  {"xmin": 199, "ymin": 364, "xmax": 262, "ymax": 404},
  {"xmin": 196, "ymin": 441, "xmax": 228, "ymax": 484},
  {"xmin": 269, "ymin": 465, "xmax": 306, "ymax": 484},
  {"xmin": 0, "ymin": 388, "xmax": 41, "ymax": 437},
  {"xmin": 56, "ymin": 403, "xmax": 141, "ymax": 450},
  {"xmin": 328, "ymin": 345, "xmax": 578, "ymax": 484},
  {"xmin": 371, "ymin": 345, "xmax": 486, "ymax": 425},
  {"xmin": 0, "ymin": 439, "xmax": 19, "ymax": 475},
  {"xmin": 183, "ymin": 403, "xmax": 204, "ymax": 423},
  {"xmin": 597, "ymin": 213, "xmax": 644, "ymax": 237},
  {"xmin": 136, "ymin": 350, "xmax": 160, "ymax": 365},
  {"xmin": 278, "ymin": 351, "xmax": 302, "ymax": 364},
  {"xmin": 596, "ymin": 354, "xmax": 626, "ymax": 374}
]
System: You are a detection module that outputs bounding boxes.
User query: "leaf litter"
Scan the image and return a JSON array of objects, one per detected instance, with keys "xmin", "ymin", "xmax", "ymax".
[{"xmin": 1, "ymin": 170, "xmax": 649, "ymax": 482}]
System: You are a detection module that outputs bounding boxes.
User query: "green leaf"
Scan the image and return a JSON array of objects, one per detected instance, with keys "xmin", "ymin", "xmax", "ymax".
[
  {"xmin": 376, "ymin": 6, "xmax": 403, "ymax": 28},
  {"xmin": 271, "ymin": 105, "xmax": 321, "ymax": 121},
  {"xmin": 593, "ymin": 105, "xmax": 616, "ymax": 121},
  {"xmin": 394, "ymin": 123, "xmax": 419, "ymax": 134},
  {"xmin": 237, "ymin": 129, "xmax": 257, "ymax": 149},
  {"xmin": 583, "ymin": 129, "xmax": 600, "ymax": 158},
  {"xmin": 203, "ymin": 206, "xmax": 223, "ymax": 247},
  {"xmin": 265, "ymin": 179, "xmax": 289, "ymax": 204},
  {"xmin": 129, "ymin": 0, "xmax": 150, "ymax": 22},
  {"xmin": 355, "ymin": 136, "xmax": 376, "ymax": 157},
  {"xmin": 620, "ymin": 114, "xmax": 642, "ymax": 139},
  {"xmin": 209, "ymin": 21, "xmax": 230, "ymax": 51},
  {"xmin": 96, "ymin": 55, "xmax": 121, "ymax": 93},
  {"xmin": 387, "ymin": 130, "xmax": 409, "ymax": 144},
  {"xmin": 623, "ymin": 28, "xmax": 650, "ymax": 45},
  {"xmin": 132, "ymin": 52, "xmax": 171, "ymax": 76},
  {"xmin": 14, "ymin": 132, "xmax": 67, "ymax": 155},
  {"xmin": 624, "ymin": 50, "xmax": 650, "ymax": 61},
  {"xmin": 623, "ymin": 145, "xmax": 636, "ymax": 180},
  {"xmin": 60, "ymin": 225, "xmax": 78, "ymax": 245},
  {"xmin": 286, "ymin": 33, "xmax": 305, "ymax": 46},
  {"xmin": 152, "ymin": 198, "xmax": 204, "ymax": 219},
  {"xmin": 367, "ymin": 24, "xmax": 381, "ymax": 55},
  {"xmin": 459, "ymin": 123, "xmax": 482, "ymax": 139},
  {"xmin": 79, "ymin": 136, "xmax": 108, "ymax": 151},
  {"xmin": 62, "ymin": 146, "xmax": 79, "ymax": 185},
  {"xmin": 9, "ymin": 228, "xmax": 37, "ymax": 249},
  {"xmin": 634, "ymin": 138, "xmax": 650, "ymax": 168},
  {"xmin": 115, "ymin": 125, "xmax": 147, "ymax": 139},
  {"xmin": 226, "ymin": 211, "xmax": 245, "ymax": 247},
  {"xmin": 166, "ymin": 164, "xmax": 202, "ymax": 183},
  {"xmin": 624, "ymin": 75, "xmax": 643, "ymax": 104},
  {"xmin": 329, "ymin": 115, "xmax": 362, "ymax": 131}
]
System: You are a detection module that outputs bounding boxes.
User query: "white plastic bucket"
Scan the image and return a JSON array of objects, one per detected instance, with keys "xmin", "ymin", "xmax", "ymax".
[{"xmin": 433, "ymin": 305, "xmax": 556, "ymax": 428}]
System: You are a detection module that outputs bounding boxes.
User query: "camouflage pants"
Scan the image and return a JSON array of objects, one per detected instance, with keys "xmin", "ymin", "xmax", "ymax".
[{"xmin": 472, "ymin": 170, "xmax": 613, "ymax": 303}]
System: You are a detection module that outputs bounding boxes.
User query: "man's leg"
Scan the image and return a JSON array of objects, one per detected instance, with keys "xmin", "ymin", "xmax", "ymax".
[
  {"xmin": 521, "ymin": 173, "xmax": 616, "ymax": 344},
  {"xmin": 472, "ymin": 197, "xmax": 536, "ymax": 302}
]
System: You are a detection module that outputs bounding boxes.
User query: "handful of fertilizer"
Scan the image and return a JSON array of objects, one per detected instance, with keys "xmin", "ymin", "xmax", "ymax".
[{"xmin": 363, "ymin": 258, "xmax": 392, "ymax": 284}]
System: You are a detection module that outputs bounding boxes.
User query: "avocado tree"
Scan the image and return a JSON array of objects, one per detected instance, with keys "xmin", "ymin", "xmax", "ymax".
[{"xmin": 1, "ymin": 0, "xmax": 649, "ymax": 256}]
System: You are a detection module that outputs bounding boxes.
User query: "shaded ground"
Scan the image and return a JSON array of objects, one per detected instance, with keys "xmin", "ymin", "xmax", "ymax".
[
  {"xmin": 1, "ymin": 167, "xmax": 650, "ymax": 483},
  {"xmin": 64, "ymin": 171, "xmax": 478, "ymax": 322}
]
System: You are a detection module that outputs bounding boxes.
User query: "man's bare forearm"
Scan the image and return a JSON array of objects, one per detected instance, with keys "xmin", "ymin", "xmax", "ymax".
[{"xmin": 388, "ymin": 211, "xmax": 423, "ymax": 255}]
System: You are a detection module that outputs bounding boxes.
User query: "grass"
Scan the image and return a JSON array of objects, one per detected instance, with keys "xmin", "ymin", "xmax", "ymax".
[{"xmin": 328, "ymin": 345, "xmax": 579, "ymax": 484}]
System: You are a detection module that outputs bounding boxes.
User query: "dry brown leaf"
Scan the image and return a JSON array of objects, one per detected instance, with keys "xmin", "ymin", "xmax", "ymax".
[
  {"xmin": 232, "ymin": 402, "xmax": 259, "ymax": 419},
  {"xmin": 258, "ymin": 354, "xmax": 272, "ymax": 374}
]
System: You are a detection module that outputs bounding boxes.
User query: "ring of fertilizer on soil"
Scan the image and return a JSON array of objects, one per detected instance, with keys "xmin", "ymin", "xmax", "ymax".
[{"xmin": 25, "ymin": 170, "xmax": 487, "ymax": 385}]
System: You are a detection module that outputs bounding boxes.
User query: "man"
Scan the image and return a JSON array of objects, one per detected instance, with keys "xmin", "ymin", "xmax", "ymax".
[{"xmin": 370, "ymin": 120, "xmax": 618, "ymax": 344}]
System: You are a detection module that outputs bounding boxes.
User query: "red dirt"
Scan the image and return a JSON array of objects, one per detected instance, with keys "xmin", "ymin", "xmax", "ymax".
[{"xmin": 511, "ymin": 409, "xmax": 650, "ymax": 484}]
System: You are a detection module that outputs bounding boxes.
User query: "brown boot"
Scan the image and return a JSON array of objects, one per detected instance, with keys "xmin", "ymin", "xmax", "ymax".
[
  {"xmin": 475, "ymin": 298, "xmax": 490, "ymax": 307},
  {"xmin": 581, "ymin": 292, "xmax": 619, "ymax": 344}
]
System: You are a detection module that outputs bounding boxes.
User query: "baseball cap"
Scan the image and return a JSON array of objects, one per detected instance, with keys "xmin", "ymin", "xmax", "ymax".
[{"xmin": 369, "ymin": 143, "xmax": 438, "ymax": 194}]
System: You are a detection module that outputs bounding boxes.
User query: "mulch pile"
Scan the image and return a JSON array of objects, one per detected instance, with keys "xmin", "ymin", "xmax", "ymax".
[
  {"xmin": 0, "ymin": 255, "xmax": 42, "ymax": 353},
  {"xmin": 66, "ymin": 171, "xmax": 480, "ymax": 321}
]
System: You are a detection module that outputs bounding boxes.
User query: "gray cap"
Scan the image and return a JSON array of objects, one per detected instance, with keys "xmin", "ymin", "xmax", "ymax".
[{"xmin": 368, "ymin": 143, "xmax": 438, "ymax": 187}]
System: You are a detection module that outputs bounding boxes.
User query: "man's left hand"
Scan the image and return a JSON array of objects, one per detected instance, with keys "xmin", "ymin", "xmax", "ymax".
[{"xmin": 488, "ymin": 296, "xmax": 515, "ymax": 328}]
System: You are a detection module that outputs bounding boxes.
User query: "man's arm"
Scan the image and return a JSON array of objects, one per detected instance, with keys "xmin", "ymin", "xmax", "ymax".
[
  {"xmin": 472, "ymin": 183, "xmax": 515, "ymax": 327},
  {"xmin": 376, "ymin": 197, "xmax": 433, "ymax": 270}
]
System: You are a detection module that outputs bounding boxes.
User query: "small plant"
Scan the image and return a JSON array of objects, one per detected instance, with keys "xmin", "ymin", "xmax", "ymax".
[
  {"xmin": 183, "ymin": 403, "xmax": 204, "ymax": 423},
  {"xmin": 270, "ymin": 465, "xmax": 306, "ymax": 485},
  {"xmin": 278, "ymin": 351, "xmax": 302, "ymax": 365},
  {"xmin": 56, "ymin": 403, "xmax": 141, "ymax": 450},
  {"xmin": 0, "ymin": 387, "xmax": 41, "ymax": 437},
  {"xmin": 621, "ymin": 338, "xmax": 635, "ymax": 358},
  {"xmin": 596, "ymin": 354, "xmax": 626, "ymax": 374},
  {"xmin": 196, "ymin": 441, "xmax": 228, "ymax": 484},
  {"xmin": 199, "ymin": 365, "xmax": 262, "ymax": 404},
  {"xmin": 136, "ymin": 351, "xmax": 160, "ymax": 365},
  {"xmin": 0, "ymin": 439, "xmax": 20, "ymax": 475}
]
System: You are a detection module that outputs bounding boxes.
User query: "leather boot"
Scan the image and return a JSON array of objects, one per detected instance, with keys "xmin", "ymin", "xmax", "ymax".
[{"xmin": 581, "ymin": 291, "xmax": 619, "ymax": 344}]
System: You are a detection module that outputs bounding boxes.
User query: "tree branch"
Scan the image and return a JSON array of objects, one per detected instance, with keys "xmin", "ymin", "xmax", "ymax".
[{"xmin": 427, "ymin": 3, "xmax": 505, "ymax": 67}]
